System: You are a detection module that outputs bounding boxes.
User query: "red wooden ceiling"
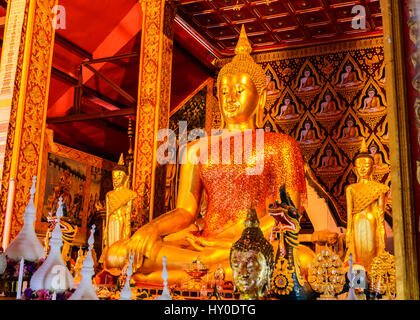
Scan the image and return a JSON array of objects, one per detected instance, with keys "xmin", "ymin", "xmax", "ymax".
[{"xmin": 175, "ymin": 0, "xmax": 383, "ymax": 56}]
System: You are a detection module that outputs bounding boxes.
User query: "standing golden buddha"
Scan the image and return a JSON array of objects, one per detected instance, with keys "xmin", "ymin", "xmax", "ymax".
[
  {"xmin": 104, "ymin": 26, "xmax": 308, "ymax": 285},
  {"xmin": 101, "ymin": 154, "xmax": 136, "ymax": 264},
  {"xmin": 344, "ymin": 139, "xmax": 390, "ymax": 269}
]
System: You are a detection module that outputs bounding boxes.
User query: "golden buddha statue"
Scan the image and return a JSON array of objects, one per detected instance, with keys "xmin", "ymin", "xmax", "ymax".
[
  {"xmin": 73, "ymin": 247, "xmax": 85, "ymax": 282},
  {"xmin": 101, "ymin": 154, "xmax": 137, "ymax": 262},
  {"xmin": 277, "ymin": 95, "xmax": 298, "ymax": 120},
  {"xmin": 361, "ymin": 87, "xmax": 386, "ymax": 113},
  {"xmin": 299, "ymin": 120, "xmax": 321, "ymax": 145},
  {"xmin": 265, "ymin": 72, "xmax": 280, "ymax": 97},
  {"xmin": 344, "ymin": 140, "xmax": 390, "ymax": 270},
  {"xmin": 298, "ymin": 68, "xmax": 319, "ymax": 92},
  {"xmin": 104, "ymin": 25, "xmax": 308, "ymax": 285},
  {"xmin": 230, "ymin": 203, "xmax": 274, "ymax": 300}
]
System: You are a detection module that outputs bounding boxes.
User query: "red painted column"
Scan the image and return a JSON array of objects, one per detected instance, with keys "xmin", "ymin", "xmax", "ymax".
[{"xmin": 402, "ymin": 0, "xmax": 420, "ymax": 283}]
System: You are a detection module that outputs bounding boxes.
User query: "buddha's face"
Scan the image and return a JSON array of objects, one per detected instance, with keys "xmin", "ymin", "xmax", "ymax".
[
  {"xmin": 284, "ymin": 98, "xmax": 290, "ymax": 105},
  {"xmin": 231, "ymin": 250, "xmax": 268, "ymax": 299},
  {"xmin": 304, "ymin": 122, "xmax": 311, "ymax": 130},
  {"xmin": 326, "ymin": 148, "xmax": 333, "ymax": 156},
  {"xmin": 368, "ymin": 90, "xmax": 375, "ymax": 98},
  {"xmin": 304, "ymin": 70, "xmax": 310, "ymax": 77},
  {"xmin": 346, "ymin": 65, "xmax": 352, "ymax": 73},
  {"xmin": 370, "ymin": 146, "xmax": 377, "ymax": 155},
  {"xmin": 355, "ymin": 157, "xmax": 374, "ymax": 179},
  {"xmin": 325, "ymin": 94, "xmax": 331, "ymax": 102},
  {"xmin": 347, "ymin": 119, "xmax": 354, "ymax": 127},
  {"xmin": 112, "ymin": 170, "xmax": 127, "ymax": 189},
  {"xmin": 219, "ymin": 73, "xmax": 260, "ymax": 124}
]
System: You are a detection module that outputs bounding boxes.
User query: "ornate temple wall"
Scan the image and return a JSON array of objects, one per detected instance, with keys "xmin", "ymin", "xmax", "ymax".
[{"xmin": 210, "ymin": 36, "xmax": 389, "ymax": 227}]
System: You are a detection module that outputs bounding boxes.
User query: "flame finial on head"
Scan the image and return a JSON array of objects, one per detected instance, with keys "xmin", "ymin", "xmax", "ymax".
[{"xmin": 235, "ymin": 25, "xmax": 252, "ymax": 56}]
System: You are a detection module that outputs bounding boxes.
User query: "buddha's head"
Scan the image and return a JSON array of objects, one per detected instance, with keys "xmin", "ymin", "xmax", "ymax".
[
  {"xmin": 355, "ymin": 139, "xmax": 374, "ymax": 180},
  {"xmin": 217, "ymin": 26, "xmax": 266, "ymax": 128},
  {"xmin": 230, "ymin": 203, "xmax": 274, "ymax": 300},
  {"xmin": 325, "ymin": 93, "xmax": 332, "ymax": 102},
  {"xmin": 284, "ymin": 97, "xmax": 291, "ymax": 105},
  {"xmin": 368, "ymin": 88, "xmax": 376, "ymax": 98},
  {"xmin": 304, "ymin": 120, "xmax": 312, "ymax": 130},
  {"xmin": 370, "ymin": 144, "xmax": 378, "ymax": 155},
  {"xmin": 347, "ymin": 117, "xmax": 354, "ymax": 128},
  {"xmin": 326, "ymin": 147, "xmax": 333, "ymax": 157},
  {"xmin": 304, "ymin": 68, "xmax": 311, "ymax": 78},
  {"xmin": 345, "ymin": 64, "xmax": 353, "ymax": 73},
  {"xmin": 112, "ymin": 154, "xmax": 129, "ymax": 189}
]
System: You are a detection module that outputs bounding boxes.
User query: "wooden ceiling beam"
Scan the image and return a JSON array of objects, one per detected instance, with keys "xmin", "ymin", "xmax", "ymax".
[
  {"xmin": 51, "ymin": 67, "xmax": 132, "ymax": 110},
  {"xmin": 55, "ymin": 34, "xmax": 92, "ymax": 59},
  {"xmin": 47, "ymin": 107, "xmax": 136, "ymax": 124}
]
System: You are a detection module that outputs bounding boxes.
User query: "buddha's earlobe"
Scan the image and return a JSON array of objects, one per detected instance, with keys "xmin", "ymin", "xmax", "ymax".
[{"xmin": 256, "ymin": 89, "xmax": 267, "ymax": 128}]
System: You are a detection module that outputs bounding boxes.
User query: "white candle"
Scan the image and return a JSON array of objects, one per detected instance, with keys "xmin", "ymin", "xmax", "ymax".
[
  {"xmin": 52, "ymin": 292, "xmax": 56, "ymax": 300},
  {"xmin": 16, "ymin": 257, "xmax": 24, "ymax": 299}
]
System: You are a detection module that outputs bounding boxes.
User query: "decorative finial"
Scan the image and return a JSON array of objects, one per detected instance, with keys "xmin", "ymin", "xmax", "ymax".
[
  {"xmin": 5, "ymin": 176, "xmax": 44, "ymax": 261},
  {"xmin": 155, "ymin": 256, "xmax": 172, "ymax": 300},
  {"xmin": 120, "ymin": 254, "xmax": 134, "ymax": 300},
  {"xmin": 244, "ymin": 202, "xmax": 260, "ymax": 228},
  {"xmin": 360, "ymin": 138, "xmax": 368, "ymax": 153},
  {"xmin": 118, "ymin": 153, "xmax": 125, "ymax": 166},
  {"xmin": 235, "ymin": 25, "xmax": 252, "ymax": 56},
  {"xmin": 88, "ymin": 224, "xmax": 96, "ymax": 247},
  {"xmin": 68, "ymin": 224, "xmax": 98, "ymax": 300}
]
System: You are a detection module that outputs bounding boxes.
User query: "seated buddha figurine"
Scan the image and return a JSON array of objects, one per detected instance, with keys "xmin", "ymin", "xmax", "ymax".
[
  {"xmin": 318, "ymin": 92, "xmax": 340, "ymax": 116},
  {"xmin": 299, "ymin": 121, "xmax": 321, "ymax": 145},
  {"xmin": 298, "ymin": 68, "xmax": 319, "ymax": 92},
  {"xmin": 266, "ymin": 73, "xmax": 280, "ymax": 97},
  {"xmin": 100, "ymin": 155, "xmax": 137, "ymax": 261},
  {"xmin": 230, "ymin": 203, "xmax": 274, "ymax": 300},
  {"xmin": 361, "ymin": 87, "xmax": 385, "ymax": 113},
  {"xmin": 344, "ymin": 140, "xmax": 390, "ymax": 270},
  {"xmin": 337, "ymin": 64, "xmax": 361, "ymax": 88},
  {"xmin": 103, "ymin": 26, "xmax": 308, "ymax": 285},
  {"xmin": 317, "ymin": 147, "xmax": 343, "ymax": 172},
  {"xmin": 277, "ymin": 96, "xmax": 298, "ymax": 120},
  {"xmin": 369, "ymin": 144, "xmax": 389, "ymax": 172},
  {"xmin": 338, "ymin": 117, "xmax": 363, "ymax": 144}
]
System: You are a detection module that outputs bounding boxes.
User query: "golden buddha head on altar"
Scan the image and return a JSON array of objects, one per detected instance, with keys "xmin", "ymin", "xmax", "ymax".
[
  {"xmin": 355, "ymin": 139, "xmax": 374, "ymax": 179},
  {"xmin": 217, "ymin": 25, "xmax": 266, "ymax": 128},
  {"xmin": 112, "ymin": 153, "xmax": 129, "ymax": 189},
  {"xmin": 229, "ymin": 203, "xmax": 274, "ymax": 300}
]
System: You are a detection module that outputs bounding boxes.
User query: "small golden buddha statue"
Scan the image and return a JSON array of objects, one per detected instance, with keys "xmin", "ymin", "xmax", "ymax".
[
  {"xmin": 73, "ymin": 247, "xmax": 85, "ymax": 282},
  {"xmin": 338, "ymin": 117, "xmax": 362, "ymax": 144},
  {"xmin": 265, "ymin": 73, "xmax": 280, "ymax": 97},
  {"xmin": 104, "ymin": 25, "xmax": 307, "ymax": 285},
  {"xmin": 277, "ymin": 95, "xmax": 298, "ymax": 120},
  {"xmin": 101, "ymin": 154, "xmax": 136, "ymax": 265},
  {"xmin": 298, "ymin": 68, "xmax": 319, "ymax": 92},
  {"xmin": 344, "ymin": 139, "xmax": 390, "ymax": 270},
  {"xmin": 318, "ymin": 92, "xmax": 340, "ymax": 116},
  {"xmin": 299, "ymin": 121, "xmax": 321, "ymax": 145},
  {"xmin": 337, "ymin": 64, "xmax": 361, "ymax": 88},
  {"xmin": 361, "ymin": 87, "xmax": 385, "ymax": 113},
  {"xmin": 230, "ymin": 203, "xmax": 274, "ymax": 300}
]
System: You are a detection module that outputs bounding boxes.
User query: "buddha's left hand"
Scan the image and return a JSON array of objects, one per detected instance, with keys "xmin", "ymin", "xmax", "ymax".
[{"xmin": 185, "ymin": 234, "xmax": 233, "ymax": 251}]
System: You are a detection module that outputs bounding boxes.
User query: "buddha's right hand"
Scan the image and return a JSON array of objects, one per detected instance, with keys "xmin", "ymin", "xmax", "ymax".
[{"xmin": 127, "ymin": 223, "xmax": 160, "ymax": 269}]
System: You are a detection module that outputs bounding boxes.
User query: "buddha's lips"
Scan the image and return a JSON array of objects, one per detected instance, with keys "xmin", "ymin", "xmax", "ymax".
[{"xmin": 224, "ymin": 103, "xmax": 240, "ymax": 113}]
